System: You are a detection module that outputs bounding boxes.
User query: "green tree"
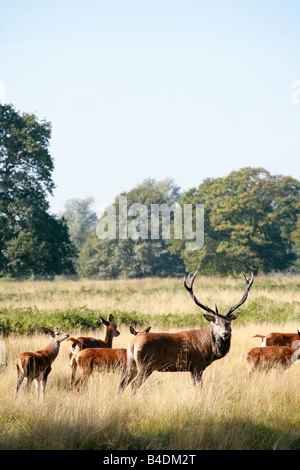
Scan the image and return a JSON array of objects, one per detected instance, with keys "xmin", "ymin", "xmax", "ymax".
[
  {"xmin": 0, "ymin": 103, "xmax": 76, "ymax": 278},
  {"xmin": 60, "ymin": 197, "xmax": 97, "ymax": 252},
  {"xmin": 170, "ymin": 168, "xmax": 299, "ymax": 275},
  {"xmin": 291, "ymin": 201, "xmax": 300, "ymax": 271},
  {"xmin": 142, "ymin": 177, "xmax": 182, "ymax": 203},
  {"xmin": 78, "ymin": 180, "xmax": 184, "ymax": 279}
]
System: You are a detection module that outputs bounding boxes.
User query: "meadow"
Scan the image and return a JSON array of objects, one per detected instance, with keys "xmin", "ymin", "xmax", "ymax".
[{"xmin": 0, "ymin": 274, "xmax": 300, "ymax": 450}]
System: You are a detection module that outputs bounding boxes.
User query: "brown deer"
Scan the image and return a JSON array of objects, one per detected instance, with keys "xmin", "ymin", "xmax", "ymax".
[
  {"xmin": 119, "ymin": 270, "xmax": 254, "ymax": 394},
  {"xmin": 242, "ymin": 344, "xmax": 300, "ymax": 373},
  {"xmin": 252, "ymin": 331, "xmax": 300, "ymax": 348},
  {"xmin": 14, "ymin": 327, "xmax": 69, "ymax": 399},
  {"xmin": 67, "ymin": 314, "xmax": 120, "ymax": 359},
  {"xmin": 70, "ymin": 326, "xmax": 151, "ymax": 388}
]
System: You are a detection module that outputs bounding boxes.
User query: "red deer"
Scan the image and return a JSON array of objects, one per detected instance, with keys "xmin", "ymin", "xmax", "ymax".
[
  {"xmin": 118, "ymin": 271, "xmax": 254, "ymax": 394},
  {"xmin": 243, "ymin": 344, "xmax": 300, "ymax": 373},
  {"xmin": 252, "ymin": 331, "xmax": 300, "ymax": 348},
  {"xmin": 67, "ymin": 314, "xmax": 120, "ymax": 359},
  {"xmin": 70, "ymin": 326, "xmax": 151, "ymax": 388},
  {"xmin": 14, "ymin": 327, "xmax": 69, "ymax": 399}
]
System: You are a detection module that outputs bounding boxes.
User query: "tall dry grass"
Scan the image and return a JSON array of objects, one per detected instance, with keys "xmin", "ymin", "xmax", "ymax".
[
  {"xmin": 0, "ymin": 275, "xmax": 299, "ymax": 450},
  {"xmin": 1, "ymin": 274, "xmax": 299, "ymax": 315},
  {"xmin": 1, "ymin": 321, "xmax": 300, "ymax": 450}
]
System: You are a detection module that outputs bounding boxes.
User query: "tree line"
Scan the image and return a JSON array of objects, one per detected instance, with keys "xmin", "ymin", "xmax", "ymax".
[{"xmin": 1, "ymin": 104, "xmax": 299, "ymax": 279}]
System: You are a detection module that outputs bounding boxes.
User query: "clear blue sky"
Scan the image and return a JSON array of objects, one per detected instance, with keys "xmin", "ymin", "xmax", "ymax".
[{"xmin": 1, "ymin": 0, "xmax": 299, "ymax": 215}]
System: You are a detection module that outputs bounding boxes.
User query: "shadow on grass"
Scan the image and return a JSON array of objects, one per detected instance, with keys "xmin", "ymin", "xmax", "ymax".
[{"xmin": 1, "ymin": 416, "xmax": 300, "ymax": 450}]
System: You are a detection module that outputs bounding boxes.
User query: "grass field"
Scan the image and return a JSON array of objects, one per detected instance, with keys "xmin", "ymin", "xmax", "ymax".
[{"xmin": 0, "ymin": 274, "xmax": 300, "ymax": 450}]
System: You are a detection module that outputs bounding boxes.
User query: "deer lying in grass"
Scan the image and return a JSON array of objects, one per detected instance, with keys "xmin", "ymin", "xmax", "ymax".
[
  {"xmin": 15, "ymin": 327, "xmax": 69, "ymax": 399},
  {"xmin": 70, "ymin": 326, "xmax": 151, "ymax": 388},
  {"xmin": 243, "ymin": 344, "xmax": 300, "ymax": 373},
  {"xmin": 252, "ymin": 331, "xmax": 300, "ymax": 348},
  {"xmin": 118, "ymin": 270, "xmax": 254, "ymax": 394},
  {"xmin": 67, "ymin": 314, "xmax": 120, "ymax": 359}
]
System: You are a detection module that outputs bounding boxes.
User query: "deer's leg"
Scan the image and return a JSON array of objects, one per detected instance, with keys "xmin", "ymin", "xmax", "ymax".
[
  {"xmin": 118, "ymin": 362, "xmax": 137, "ymax": 393},
  {"xmin": 25, "ymin": 377, "xmax": 33, "ymax": 393},
  {"xmin": 130, "ymin": 370, "xmax": 152, "ymax": 394},
  {"xmin": 14, "ymin": 370, "xmax": 25, "ymax": 399},
  {"xmin": 75, "ymin": 367, "xmax": 91, "ymax": 389},
  {"xmin": 130, "ymin": 365, "xmax": 153, "ymax": 394},
  {"xmin": 34, "ymin": 378, "xmax": 40, "ymax": 397},
  {"xmin": 73, "ymin": 360, "xmax": 93, "ymax": 389},
  {"xmin": 118, "ymin": 364, "xmax": 128, "ymax": 384},
  {"xmin": 70, "ymin": 359, "xmax": 77, "ymax": 388},
  {"xmin": 40, "ymin": 366, "xmax": 51, "ymax": 398},
  {"xmin": 190, "ymin": 369, "xmax": 204, "ymax": 387},
  {"xmin": 40, "ymin": 376, "xmax": 47, "ymax": 398}
]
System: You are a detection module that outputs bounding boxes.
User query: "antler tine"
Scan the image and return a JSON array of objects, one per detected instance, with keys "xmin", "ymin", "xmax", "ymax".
[
  {"xmin": 225, "ymin": 272, "xmax": 254, "ymax": 316},
  {"xmin": 183, "ymin": 270, "xmax": 217, "ymax": 316},
  {"xmin": 183, "ymin": 269, "xmax": 198, "ymax": 289},
  {"xmin": 240, "ymin": 272, "xmax": 252, "ymax": 283}
]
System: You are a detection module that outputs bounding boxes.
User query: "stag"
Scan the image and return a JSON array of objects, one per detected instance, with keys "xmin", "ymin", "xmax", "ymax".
[
  {"xmin": 67, "ymin": 314, "xmax": 120, "ymax": 359},
  {"xmin": 119, "ymin": 270, "xmax": 254, "ymax": 393}
]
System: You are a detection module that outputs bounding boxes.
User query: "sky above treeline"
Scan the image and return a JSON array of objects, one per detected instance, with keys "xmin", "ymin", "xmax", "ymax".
[{"xmin": 1, "ymin": 0, "xmax": 299, "ymax": 216}]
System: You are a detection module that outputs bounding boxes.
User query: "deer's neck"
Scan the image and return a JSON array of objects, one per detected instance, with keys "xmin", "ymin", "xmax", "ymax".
[
  {"xmin": 104, "ymin": 328, "xmax": 113, "ymax": 347},
  {"xmin": 42, "ymin": 340, "xmax": 61, "ymax": 363}
]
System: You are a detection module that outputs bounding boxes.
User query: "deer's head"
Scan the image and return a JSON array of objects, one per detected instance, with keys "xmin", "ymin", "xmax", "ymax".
[
  {"xmin": 100, "ymin": 314, "xmax": 120, "ymax": 338},
  {"xmin": 43, "ymin": 326, "xmax": 69, "ymax": 343},
  {"xmin": 184, "ymin": 270, "xmax": 254, "ymax": 340}
]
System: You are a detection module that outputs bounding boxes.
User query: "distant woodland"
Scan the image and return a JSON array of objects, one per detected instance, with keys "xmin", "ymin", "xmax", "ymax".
[{"xmin": 1, "ymin": 104, "xmax": 299, "ymax": 279}]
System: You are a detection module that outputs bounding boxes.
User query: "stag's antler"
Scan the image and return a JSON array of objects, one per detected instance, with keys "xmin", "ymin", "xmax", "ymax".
[
  {"xmin": 184, "ymin": 270, "xmax": 254, "ymax": 319},
  {"xmin": 183, "ymin": 270, "xmax": 219, "ymax": 316},
  {"xmin": 225, "ymin": 272, "xmax": 254, "ymax": 317}
]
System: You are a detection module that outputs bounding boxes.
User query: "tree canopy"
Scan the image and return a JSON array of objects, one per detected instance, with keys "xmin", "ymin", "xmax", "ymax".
[
  {"xmin": 0, "ymin": 103, "xmax": 76, "ymax": 278},
  {"xmin": 78, "ymin": 179, "xmax": 185, "ymax": 278},
  {"xmin": 60, "ymin": 197, "xmax": 97, "ymax": 253},
  {"xmin": 0, "ymin": 104, "xmax": 299, "ymax": 279},
  {"xmin": 169, "ymin": 168, "xmax": 299, "ymax": 275}
]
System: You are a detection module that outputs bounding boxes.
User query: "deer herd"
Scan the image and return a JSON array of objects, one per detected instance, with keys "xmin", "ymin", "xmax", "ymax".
[{"xmin": 13, "ymin": 271, "xmax": 300, "ymax": 399}]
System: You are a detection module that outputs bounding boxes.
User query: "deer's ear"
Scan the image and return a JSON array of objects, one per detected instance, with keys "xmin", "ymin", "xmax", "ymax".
[
  {"xmin": 228, "ymin": 312, "xmax": 240, "ymax": 321},
  {"xmin": 43, "ymin": 327, "xmax": 54, "ymax": 337},
  {"xmin": 203, "ymin": 314, "xmax": 215, "ymax": 323},
  {"xmin": 130, "ymin": 326, "xmax": 136, "ymax": 335},
  {"xmin": 100, "ymin": 317, "xmax": 109, "ymax": 326}
]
